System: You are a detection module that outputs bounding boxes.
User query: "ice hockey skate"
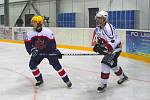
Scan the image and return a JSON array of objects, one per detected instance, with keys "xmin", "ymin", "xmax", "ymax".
[
  {"xmin": 35, "ymin": 80, "xmax": 44, "ymax": 86},
  {"xmin": 66, "ymin": 81, "xmax": 72, "ymax": 88},
  {"xmin": 97, "ymin": 84, "xmax": 107, "ymax": 93},
  {"xmin": 117, "ymin": 74, "xmax": 128, "ymax": 84}
]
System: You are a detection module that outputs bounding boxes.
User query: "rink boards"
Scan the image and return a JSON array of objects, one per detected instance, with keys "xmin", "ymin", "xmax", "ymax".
[{"xmin": 0, "ymin": 27, "xmax": 149, "ymax": 63}]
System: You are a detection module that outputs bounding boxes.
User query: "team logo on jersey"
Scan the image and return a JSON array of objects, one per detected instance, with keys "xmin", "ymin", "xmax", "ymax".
[
  {"xmin": 35, "ymin": 38, "xmax": 46, "ymax": 49},
  {"xmin": 91, "ymin": 30, "xmax": 97, "ymax": 46}
]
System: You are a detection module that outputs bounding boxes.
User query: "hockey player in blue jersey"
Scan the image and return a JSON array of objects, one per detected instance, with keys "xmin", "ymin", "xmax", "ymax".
[
  {"xmin": 24, "ymin": 16, "xmax": 72, "ymax": 87},
  {"xmin": 93, "ymin": 11, "xmax": 128, "ymax": 92}
]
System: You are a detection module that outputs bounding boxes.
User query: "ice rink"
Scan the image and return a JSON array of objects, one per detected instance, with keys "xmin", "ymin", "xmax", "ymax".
[{"xmin": 0, "ymin": 42, "xmax": 150, "ymax": 100}]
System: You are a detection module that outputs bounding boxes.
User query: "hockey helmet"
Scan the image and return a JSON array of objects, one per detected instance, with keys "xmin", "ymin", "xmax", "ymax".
[
  {"xmin": 95, "ymin": 11, "xmax": 108, "ymax": 21},
  {"xmin": 31, "ymin": 16, "xmax": 44, "ymax": 24}
]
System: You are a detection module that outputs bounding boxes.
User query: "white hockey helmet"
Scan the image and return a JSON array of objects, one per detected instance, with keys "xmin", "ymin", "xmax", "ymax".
[{"xmin": 95, "ymin": 11, "xmax": 108, "ymax": 21}]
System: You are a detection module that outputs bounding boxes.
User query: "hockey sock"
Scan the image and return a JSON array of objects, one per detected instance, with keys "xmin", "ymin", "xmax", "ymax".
[
  {"xmin": 58, "ymin": 68, "xmax": 70, "ymax": 83},
  {"xmin": 100, "ymin": 63, "xmax": 110, "ymax": 85},
  {"xmin": 32, "ymin": 68, "xmax": 43, "ymax": 82},
  {"xmin": 112, "ymin": 66, "xmax": 124, "ymax": 79}
]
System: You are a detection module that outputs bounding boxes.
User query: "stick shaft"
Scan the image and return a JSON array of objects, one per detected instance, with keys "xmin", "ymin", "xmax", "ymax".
[
  {"xmin": 39, "ymin": 48, "xmax": 121, "ymax": 56},
  {"xmin": 39, "ymin": 53, "xmax": 101, "ymax": 56}
]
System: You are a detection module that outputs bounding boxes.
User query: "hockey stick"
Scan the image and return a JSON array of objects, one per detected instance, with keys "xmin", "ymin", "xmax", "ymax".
[
  {"xmin": 39, "ymin": 48, "xmax": 122, "ymax": 56},
  {"xmin": 39, "ymin": 53, "xmax": 101, "ymax": 56}
]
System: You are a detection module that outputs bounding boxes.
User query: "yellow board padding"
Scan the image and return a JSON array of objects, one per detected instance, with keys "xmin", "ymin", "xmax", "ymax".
[
  {"xmin": 0, "ymin": 39, "xmax": 150, "ymax": 63},
  {"xmin": 57, "ymin": 44, "xmax": 93, "ymax": 51},
  {"xmin": 120, "ymin": 52, "xmax": 150, "ymax": 63},
  {"xmin": 0, "ymin": 39, "xmax": 24, "ymax": 44}
]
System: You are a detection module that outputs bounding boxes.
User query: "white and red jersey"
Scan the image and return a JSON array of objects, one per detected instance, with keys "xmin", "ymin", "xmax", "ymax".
[
  {"xmin": 95, "ymin": 23, "xmax": 122, "ymax": 52},
  {"xmin": 24, "ymin": 27, "xmax": 56, "ymax": 54}
]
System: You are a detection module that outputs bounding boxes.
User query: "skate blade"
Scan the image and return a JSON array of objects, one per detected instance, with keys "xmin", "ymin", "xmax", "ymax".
[
  {"xmin": 97, "ymin": 89, "xmax": 105, "ymax": 93},
  {"xmin": 35, "ymin": 83, "xmax": 44, "ymax": 88},
  {"xmin": 118, "ymin": 78, "xmax": 129, "ymax": 84}
]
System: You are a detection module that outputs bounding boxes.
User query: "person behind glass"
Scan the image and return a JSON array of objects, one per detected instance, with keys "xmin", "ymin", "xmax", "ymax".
[
  {"xmin": 16, "ymin": 16, "xmax": 24, "ymax": 27},
  {"xmin": 24, "ymin": 16, "xmax": 72, "ymax": 87},
  {"xmin": 93, "ymin": 11, "xmax": 128, "ymax": 93}
]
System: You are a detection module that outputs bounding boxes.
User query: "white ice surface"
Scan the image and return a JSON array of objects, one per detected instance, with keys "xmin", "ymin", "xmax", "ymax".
[{"xmin": 0, "ymin": 42, "xmax": 150, "ymax": 100}]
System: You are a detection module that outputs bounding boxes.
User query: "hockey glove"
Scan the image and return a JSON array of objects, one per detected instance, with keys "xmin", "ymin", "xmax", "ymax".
[
  {"xmin": 31, "ymin": 48, "xmax": 39, "ymax": 57},
  {"xmin": 54, "ymin": 49, "xmax": 62, "ymax": 59},
  {"xmin": 93, "ymin": 44, "xmax": 107, "ymax": 55}
]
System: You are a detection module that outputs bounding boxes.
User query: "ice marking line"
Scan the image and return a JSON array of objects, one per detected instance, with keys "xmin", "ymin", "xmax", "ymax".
[
  {"xmin": 65, "ymin": 66, "xmax": 150, "ymax": 83},
  {"xmin": 0, "ymin": 68, "xmax": 37, "ymax": 100}
]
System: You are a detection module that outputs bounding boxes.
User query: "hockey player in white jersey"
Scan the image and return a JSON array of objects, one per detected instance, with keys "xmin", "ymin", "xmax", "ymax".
[
  {"xmin": 24, "ymin": 16, "xmax": 72, "ymax": 87},
  {"xmin": 93, "ymin": 11, "xmax": 128, "ymax": 92}
]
